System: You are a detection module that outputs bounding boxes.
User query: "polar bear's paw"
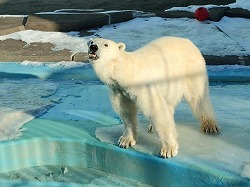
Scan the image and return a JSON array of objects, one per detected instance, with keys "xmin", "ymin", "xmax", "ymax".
[
  {"xmin": 118, "ymin": 135, "xmax": 136, "ymax": 149},
  {"xmin": 160, "ymin": 144, "xmax": 179, "ymax": 158},
  {"xmin": 201, "ymin": 117, "xmax": 220, "ymax": 134}
]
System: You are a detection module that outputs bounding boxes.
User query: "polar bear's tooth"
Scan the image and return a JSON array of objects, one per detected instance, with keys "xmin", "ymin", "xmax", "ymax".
[{"xmin": 89, "ymin": 53, "xmax": 97, "ymax": 59}]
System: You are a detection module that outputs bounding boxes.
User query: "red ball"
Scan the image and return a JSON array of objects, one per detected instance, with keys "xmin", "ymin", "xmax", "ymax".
[{"xmin": 194, "ymin": 7, "xmax": 209, "ymax": 22}]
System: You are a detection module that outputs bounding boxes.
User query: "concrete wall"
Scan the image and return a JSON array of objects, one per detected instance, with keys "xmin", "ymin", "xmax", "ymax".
[{"xmin": 0, "ymin": 0, "xmax": 236, "ymax": 14}]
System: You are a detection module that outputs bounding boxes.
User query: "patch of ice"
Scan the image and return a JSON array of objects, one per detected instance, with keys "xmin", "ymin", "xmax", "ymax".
[
  {"xmin": 21, "ymin": 60, "xmax": 44, "ymax": 67},
  {"xmin": 48, "ymin": 61, "xmax": 89, "ymax": 69},
  {"xmin": 0, "ymin": 79, "xmax": 59, "ymax": 141}
]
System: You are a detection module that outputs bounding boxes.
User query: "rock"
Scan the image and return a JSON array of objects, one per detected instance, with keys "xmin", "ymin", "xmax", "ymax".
[
  {"xmin": 25, "ymin": 13, "xmax": 110, "ymax": 32},
  {"xmin": 61, "ymin": 167, "xmax": 69, "ymax": 174},
  {"xmin": 225, "ymin": 8, "xmax": 250, "ymax": 18},
  {"xmin": 105, "ymin": 11, "xmax": 134, "ymax": 24},
  {"xmin": 72, "ymin": 52, "xmax": 89, "ymax": 62},
  {"xmin": 156, "ymin": 11, "xmax": 194, "ymax": 19},
  {"xmin": 0, "ymin": 39, "xmax": 72, "ymax": 62},
  {"xmin": 204, "ymin": 55, "xmax": 250, "ymax": 66},
  {"xmin": 0, "ymin": 17, "xmax": 26, "ymax": 35},
  {"xmin": 208, "ymin": 7, "xmax": 229, "ymax": 22},
  {"xmin": 24, "ymin": 11, "xmax": 134, "ymax": 32}
]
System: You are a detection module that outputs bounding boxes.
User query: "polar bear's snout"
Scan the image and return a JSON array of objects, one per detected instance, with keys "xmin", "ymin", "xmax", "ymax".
[
  {"xmin": 88, "ymin": 44, "xmax": 99, "ymax": 60},
  {"xmin": 90, "ymin": 44, "xmax": 98, "ymax": 53}
]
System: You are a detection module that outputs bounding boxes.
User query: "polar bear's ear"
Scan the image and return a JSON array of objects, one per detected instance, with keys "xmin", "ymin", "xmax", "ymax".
[{"xmin": 118, "ymin": 43, "xmax": 126, "ymax": 51}]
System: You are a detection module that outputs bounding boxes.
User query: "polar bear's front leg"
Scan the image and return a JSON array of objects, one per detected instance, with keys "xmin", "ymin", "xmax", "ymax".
[
  {"xmin": 138, "ymin": 92, "xmax": 179, "ymax": 158},
  {"xmin": 110, "ymin": 88, "xmax": 138, "ymax": 148},
  {"xmin": 117, "ymin": 101, "xmax": 138, "ymax": 148},
  {"xmin": 152, "ymin": 109, "xmax": 179, "ymax": 158}
]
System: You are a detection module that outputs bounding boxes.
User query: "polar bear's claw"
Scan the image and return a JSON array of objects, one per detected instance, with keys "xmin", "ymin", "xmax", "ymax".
[
  {"xmin": 160, "ymin": 144, "xmax": 178, "ymax": 158},
  {"xmin": 202, "ymin": 125, "xmax": 220, "ymax": 133},
  {"xmin": 118, "ymin": 136, "xmax": 136, "ymax": 148},
  {"xmin": 147, "ymin": 124, "xmax": 154, "ymax": 133}
]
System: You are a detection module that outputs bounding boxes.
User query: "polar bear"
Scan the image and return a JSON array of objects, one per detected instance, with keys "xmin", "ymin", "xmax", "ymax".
[{"xmin": 88, "ymin": 37, "xmax": 219, "ymax": 158}]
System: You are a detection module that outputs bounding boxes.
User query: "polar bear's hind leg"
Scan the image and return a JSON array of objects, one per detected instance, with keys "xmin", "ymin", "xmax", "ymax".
[{"xmin": 185, "ymin": 82, "xmax": 220, "ymax": 134}]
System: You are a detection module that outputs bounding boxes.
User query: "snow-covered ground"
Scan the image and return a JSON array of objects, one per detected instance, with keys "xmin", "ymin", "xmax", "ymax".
[
  {"xmin": 0, "ymin": 17, "xmax": 250, "ymax": 56},
  {"xmin": 93, "ymin": 16, "xmax": 250, "ymax": 56}
]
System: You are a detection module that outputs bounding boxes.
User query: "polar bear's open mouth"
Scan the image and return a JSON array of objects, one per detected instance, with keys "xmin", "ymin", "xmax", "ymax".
[{"xmin": 88, "ymin": 53, "xmax": 98, "ymax": 60}]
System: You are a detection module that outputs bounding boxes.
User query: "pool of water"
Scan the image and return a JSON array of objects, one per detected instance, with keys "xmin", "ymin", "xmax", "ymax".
[
  {"xmin": 0, "ymin": 165, "xmax": 151, "ymax": 187},
  {"xmin": 0, "ymin": 62, "xmax": 249, "ymax": 186}
]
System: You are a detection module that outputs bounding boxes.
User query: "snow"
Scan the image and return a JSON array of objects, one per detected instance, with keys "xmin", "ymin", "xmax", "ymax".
[
  {"xmin": 20, "ymin": 60, "xmax": 89, "ymax": 70},
  {"xmin": 166, "ymin": 0, "xmax": 250, "ymax": 12},
  {"xmin": 0, "ymin": 30, "xmax": 89, "ymax": 53},
  {"xmin": 1, "ymin": 17, "xmax": 250, "ymax": 56},
  {"xmin": 20, "ymin": 60, "xmax": 44, "ymax": 67},
  {"xmin": 46, "ymin": 61, "xmax": 89, "ymax": 69},
  {"xmin": 229, "ymin": 0, "xmax": 250, "ymax": 10},
  {"xmin": 214, "ymin": 17, "xmax": 250, "ymax": 53},
  {"xmin": 93, "ymin": 17, "xmax": 250, "ymax": 56},
  {"xmin": 0, "ymin": 15, "xmax": 27, "ymax": 18}
]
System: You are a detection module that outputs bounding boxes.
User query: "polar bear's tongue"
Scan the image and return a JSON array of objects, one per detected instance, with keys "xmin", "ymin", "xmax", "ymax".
[{"xmin": 89, "ymin": 53, "xmax": 97, "ymax": 60}]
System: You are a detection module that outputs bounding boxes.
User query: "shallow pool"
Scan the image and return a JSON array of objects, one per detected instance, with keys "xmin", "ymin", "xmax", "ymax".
[{"xmin": 0, "ymin": 62, "xmax": 249, "ymax": 186}]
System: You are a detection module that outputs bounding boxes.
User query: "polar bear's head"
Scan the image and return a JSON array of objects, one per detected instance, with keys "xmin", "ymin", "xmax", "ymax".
[{"xmin": 88, "ymin": 38, "xmax": 126, "ymax": 63}]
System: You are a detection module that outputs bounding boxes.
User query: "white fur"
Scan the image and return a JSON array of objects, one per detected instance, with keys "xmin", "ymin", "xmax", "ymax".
[{"xmin": 88, "ymin": 37, "xmax": 219, "ymax": 158}]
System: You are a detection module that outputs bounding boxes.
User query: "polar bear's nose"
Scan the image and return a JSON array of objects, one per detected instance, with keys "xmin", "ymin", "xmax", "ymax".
[{"xmin": 90, "ymin": 44, "xmax": 98, "ymax": 53}]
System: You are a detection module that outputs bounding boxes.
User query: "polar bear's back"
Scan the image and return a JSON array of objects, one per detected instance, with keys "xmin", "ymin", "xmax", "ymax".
[
  {"xmin": 139, "ymin": 36, "xmax": 200, "ymax": 54},
  {"xmin": 129, "ymin": 37, "xmax": 208, "ymax": 101},
  {"xmin": 134, "ymin": 36, "xmax": 205, "ymax": 67},
  {"xmin": 132, "ymin": 36, "xmax": 206, "ymax": 79}
]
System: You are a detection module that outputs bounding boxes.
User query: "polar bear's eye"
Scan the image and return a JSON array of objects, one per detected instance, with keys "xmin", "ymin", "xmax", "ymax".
[{"xmin": 104, "ymin": 44, "xmax": 108, "ymax": 47}]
